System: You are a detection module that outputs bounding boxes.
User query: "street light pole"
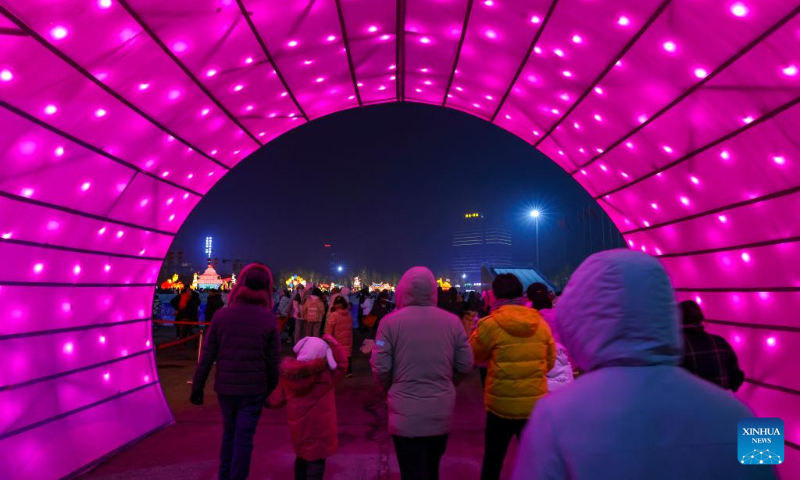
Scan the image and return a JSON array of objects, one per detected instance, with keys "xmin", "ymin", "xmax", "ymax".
[
  {"xmin": 530, "ymin": 209, "xmax": 541, "ymax": 267},
  {"xmin": 535, "ymin": 218, "xmax": 539, "ymax": 267}
]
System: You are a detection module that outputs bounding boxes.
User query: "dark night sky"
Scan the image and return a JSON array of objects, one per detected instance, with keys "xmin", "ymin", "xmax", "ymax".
[{"xmin": 172, "ymin": 103, "xmax": 621, "ymax": 281}]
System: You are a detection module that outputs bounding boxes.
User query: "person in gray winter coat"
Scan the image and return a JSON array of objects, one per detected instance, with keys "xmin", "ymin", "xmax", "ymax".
[
  {"xmin": 371, "ymin": 266, "xmax": 474, "ymax": 480},
  {"xmin": 511, "ymin": 250, "xmax": 776, "ymax": 480}
]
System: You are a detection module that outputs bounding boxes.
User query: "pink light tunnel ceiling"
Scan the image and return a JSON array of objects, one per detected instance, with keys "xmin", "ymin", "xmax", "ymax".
[{"xmin": 0, "ymin": 0, "xmax": 798, "ymax": 478}]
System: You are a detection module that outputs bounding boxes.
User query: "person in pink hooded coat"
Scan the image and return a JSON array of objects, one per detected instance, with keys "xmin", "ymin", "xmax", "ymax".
[{"xmin": 267, "ymin": 334, "xmax": 348, "ymax": 480}]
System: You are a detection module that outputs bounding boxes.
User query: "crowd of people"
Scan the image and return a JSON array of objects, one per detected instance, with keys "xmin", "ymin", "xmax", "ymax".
[{"xmin": 189, "ymin": 250, "xmax": 765, "ymax": 480}]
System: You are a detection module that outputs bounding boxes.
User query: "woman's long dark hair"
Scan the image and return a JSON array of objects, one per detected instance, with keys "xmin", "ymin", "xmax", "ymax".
[{"xmin": 526, "ymin": 282, "xmax": 552, "ymax": 310}]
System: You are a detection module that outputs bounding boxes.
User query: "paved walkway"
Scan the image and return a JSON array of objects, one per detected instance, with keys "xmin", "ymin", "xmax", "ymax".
[{"xmin": 80, "ymin": 333, "xmax": 520, "ymax": 479}]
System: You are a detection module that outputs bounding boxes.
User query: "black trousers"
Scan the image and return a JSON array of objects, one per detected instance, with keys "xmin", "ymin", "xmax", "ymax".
[
  {"xmin": 480, "ymin": 412, "xmax": 527, "ymax": 480},
  {"xmin": 392, "ymin": 434, "xmax": 449, "ymax": 480},
  {"xmin": 218, "ymin": 394, "xmax": 265, "ymax": 480},
  {"xmin": 294, "ymin": 457, "xmax": 325, "ymax": 480}
]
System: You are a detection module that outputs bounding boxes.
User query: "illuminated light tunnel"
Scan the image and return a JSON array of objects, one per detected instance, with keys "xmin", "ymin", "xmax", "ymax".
[{"xmin": 0, "ymin": 0, "xmax": 798, "ymax": 478}]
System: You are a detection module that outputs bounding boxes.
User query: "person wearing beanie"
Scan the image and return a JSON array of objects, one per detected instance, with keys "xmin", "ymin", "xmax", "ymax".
[
  {"xmin": 679, "ymin": 300, "xmax": 745, "ymax": 391},
  {"xmin": 191, "ymin": 263, "xmax": 281, "ymax": 480},
  {"xmin": 267, "ymin": 334, "xmax": 348, "ymax": 480}
]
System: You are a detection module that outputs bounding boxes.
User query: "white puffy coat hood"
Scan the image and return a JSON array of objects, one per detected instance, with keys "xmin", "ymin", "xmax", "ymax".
[{"xmin": 556, "ymin": 249, "xmax": 681, "ymax": 373}]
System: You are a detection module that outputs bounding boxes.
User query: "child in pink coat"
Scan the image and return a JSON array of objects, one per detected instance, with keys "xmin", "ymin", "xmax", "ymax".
[{"xmin": 267, "ymin": 334, "xmax": 348, "ymax": 480}]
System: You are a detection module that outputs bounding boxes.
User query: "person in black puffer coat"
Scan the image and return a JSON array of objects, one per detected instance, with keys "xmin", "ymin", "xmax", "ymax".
[{"xmin": 191, "ymin": 263, "xmax": 281, "ymax": 480}]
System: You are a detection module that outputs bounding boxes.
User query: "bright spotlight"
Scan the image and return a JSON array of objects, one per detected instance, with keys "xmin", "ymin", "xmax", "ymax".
[
  {"xmin": 337, "ymin": 266, "xmax": 343, "ymax": 272},
  {"xmin": 530, "ymin": 209, "xmax": 541, "ymax": 218}
]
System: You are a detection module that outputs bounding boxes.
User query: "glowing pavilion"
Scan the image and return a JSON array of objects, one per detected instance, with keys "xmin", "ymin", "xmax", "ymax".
[{"xmin": 0, "ymin": 0, "xmax": 797, "ymax": 478}]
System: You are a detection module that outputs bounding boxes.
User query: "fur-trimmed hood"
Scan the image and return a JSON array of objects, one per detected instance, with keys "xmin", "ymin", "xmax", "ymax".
[{"xmin": 279, "ymin": 357, "xmax": 329, "ymax": 393}]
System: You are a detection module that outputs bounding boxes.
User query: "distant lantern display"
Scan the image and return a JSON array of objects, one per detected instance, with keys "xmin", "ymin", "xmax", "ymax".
[
  {"xmin": 195, "ymin": 264, "xmax": 224, "ymax": 290},
  {"xmin": 285, "ymin": 275, "xmax": 307, "ymax": 290}
]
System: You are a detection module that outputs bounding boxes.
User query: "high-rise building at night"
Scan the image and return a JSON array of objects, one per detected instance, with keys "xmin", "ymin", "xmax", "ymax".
[{"xmin": 452, "ymin": 213, "xmax": 512, "ymax": 280}]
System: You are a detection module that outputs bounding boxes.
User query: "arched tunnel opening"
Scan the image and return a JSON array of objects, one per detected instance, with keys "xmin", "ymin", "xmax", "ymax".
[{"xmin": 0, "ymin": 0, "xmax": 798, "ymax": 478}]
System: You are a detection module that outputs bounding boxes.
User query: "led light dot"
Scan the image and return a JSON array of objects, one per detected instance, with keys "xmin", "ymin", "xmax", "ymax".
[
  {"xmin": 0, "ymin": 69, "xmax": 12, "ymax": 81},
  {"xmin": 50, "ymin": 26, "xmax": 68, "ymax": 40},
  {"xmin": 730, "ymin": 2, "xmax": 749, "ymax": 17}
]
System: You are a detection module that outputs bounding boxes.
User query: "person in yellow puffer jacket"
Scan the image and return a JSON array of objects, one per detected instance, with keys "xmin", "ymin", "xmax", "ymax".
[{"xmin": 470, "ymin": 273, "xmax": 556, "ymax": 480}]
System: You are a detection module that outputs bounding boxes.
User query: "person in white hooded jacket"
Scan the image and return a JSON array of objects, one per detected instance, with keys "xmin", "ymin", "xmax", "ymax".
[
  {"xmin": 371, "ymin": 266, "xmax": 474, "ymax": 480},
  {"xmin": 512, "ymin": 250, "xmax": 775, "ymax": 480}
]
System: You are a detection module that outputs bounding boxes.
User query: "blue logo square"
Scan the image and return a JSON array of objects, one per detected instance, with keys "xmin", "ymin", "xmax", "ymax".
[{"xmin": 738, "ymin": 418, "xmax": 784, "ymax": 465}]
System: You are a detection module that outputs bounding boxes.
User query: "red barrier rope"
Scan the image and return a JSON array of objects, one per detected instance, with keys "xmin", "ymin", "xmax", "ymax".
[
  {"xmin": 156, "ymin": 332, "xmax": 202, "ymax": 350},
  {"xmin": 152, "ymin": 319, "xmax": 210, "ymax": 326}
]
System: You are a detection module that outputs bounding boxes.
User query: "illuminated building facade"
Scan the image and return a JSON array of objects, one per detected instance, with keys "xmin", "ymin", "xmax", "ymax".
[{"xmin": 452, "ymin": 212, "xmax": 513, "ymax": 279}]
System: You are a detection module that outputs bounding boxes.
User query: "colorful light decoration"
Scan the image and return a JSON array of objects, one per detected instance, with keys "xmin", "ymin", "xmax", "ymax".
[
  {"xmin": 0, "ymin": 1, "xmax": 798, "ymax": 478},
  {"xmin": 285, "ymin": 275, "xmax": 307, "ymax": 290}
]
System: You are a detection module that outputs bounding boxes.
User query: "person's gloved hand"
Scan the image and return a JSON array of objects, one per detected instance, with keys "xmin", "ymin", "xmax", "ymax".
[{"xmin": 190, "ymin": 389, "xmax": 204, "ymax": 406}]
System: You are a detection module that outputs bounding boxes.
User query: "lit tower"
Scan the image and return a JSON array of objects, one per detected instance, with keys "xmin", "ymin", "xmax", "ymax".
[{"xmin": 204, "ymin": 236, "xmax": 213, "ymax": 261}]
